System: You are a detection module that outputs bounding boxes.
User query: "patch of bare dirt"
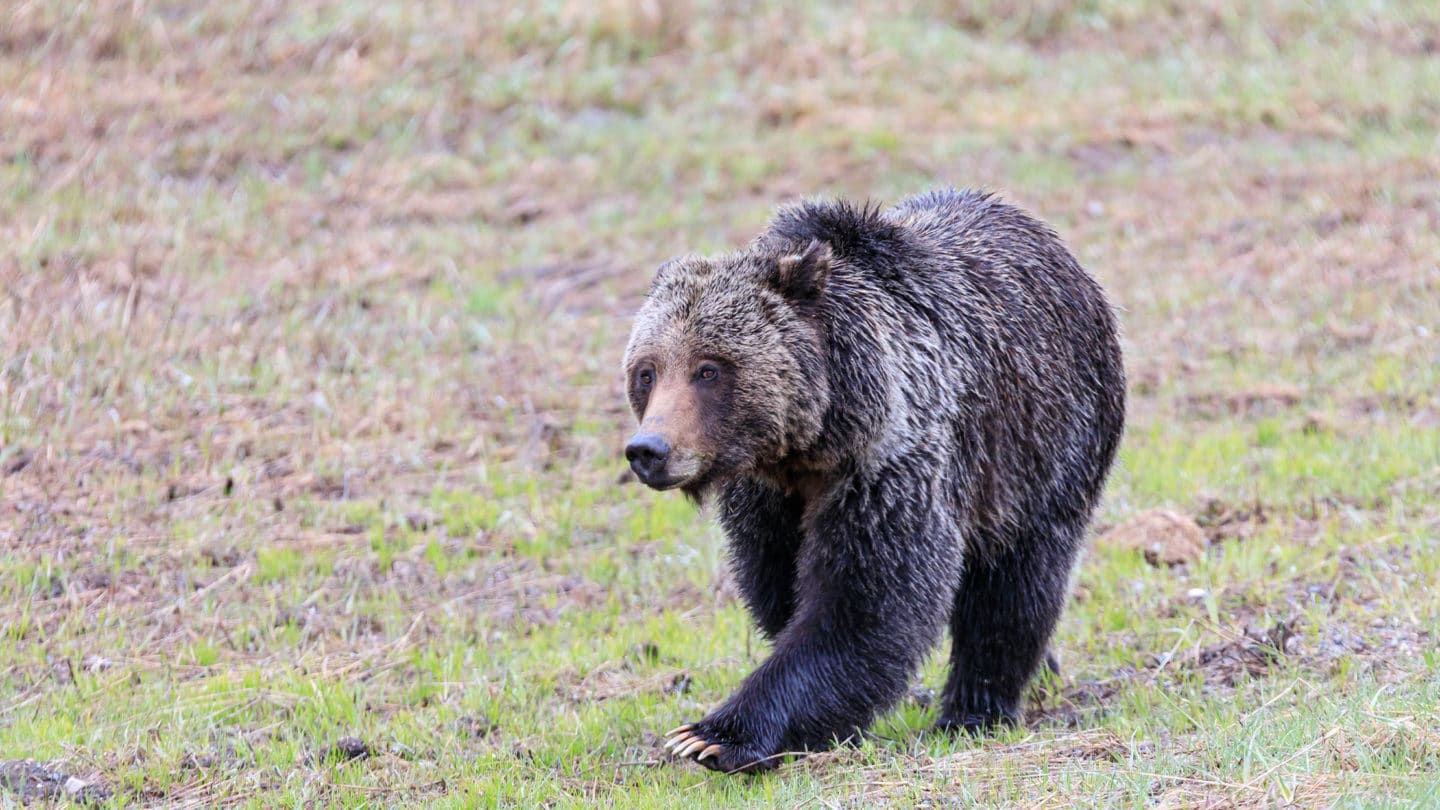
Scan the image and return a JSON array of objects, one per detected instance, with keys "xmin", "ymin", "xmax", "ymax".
[
  {"xmin": 0, "ymin": 760, "xmax": 111, "ymax": 806},
  {"xmin": 451, "ymin": 714, "xmax": 497, "ymax": 740},
  {"xmin": 1179, "ymin": 383, "xmax": 1305, "ymax": 419},
  {"xmin": 310, "ymin": 737, "xmax": 371, "ymax": 765},
  {"xmin": 1192, "ymin": 497, "xmax": 1275, "ymax": 545},
  {"xmin": 1176, "ymin": 620, "xmax": 1301, "ymax": 687},
  {"xmin": 1030, "ymin": 619, "xmax": 1301, "ymax": 727}
]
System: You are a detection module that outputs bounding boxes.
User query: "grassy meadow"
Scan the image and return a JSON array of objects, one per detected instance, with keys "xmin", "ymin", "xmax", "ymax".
[{"xmin": 1, "ymin": 1, "xmax": 1438, "ymax": 806}]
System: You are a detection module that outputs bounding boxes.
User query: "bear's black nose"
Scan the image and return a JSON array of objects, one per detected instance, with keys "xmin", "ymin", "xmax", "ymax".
[{"xmin": 625, "ymin": 433, "xmax": 670, "ymax": 483}]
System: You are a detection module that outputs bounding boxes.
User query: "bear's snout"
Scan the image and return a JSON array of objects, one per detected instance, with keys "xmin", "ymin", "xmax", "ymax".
[{"xmin": 625, "ymin": 433, "xmax": 671, "ymax": 486}]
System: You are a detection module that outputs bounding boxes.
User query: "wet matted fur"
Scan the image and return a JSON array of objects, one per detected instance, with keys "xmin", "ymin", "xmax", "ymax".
[{"xmin": 622, "ymin": 189, "xmax": 1126, "ymax": 773}]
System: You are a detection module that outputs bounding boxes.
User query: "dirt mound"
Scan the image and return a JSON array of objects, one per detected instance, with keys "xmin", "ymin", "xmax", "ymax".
[{"xmin": 1098, "ymin": 508, "xmax": 1206, "ymax": 566}]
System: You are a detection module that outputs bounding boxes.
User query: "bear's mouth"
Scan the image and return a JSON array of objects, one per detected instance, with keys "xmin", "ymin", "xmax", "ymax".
[
  {"xmin": 636, "ymin": 458, "xmax": 706, "ymax": 491},
  {"xmin": 625, "ymin": 444, "xmax": 709, "ymax": 491},
  {"xmin": 638, "ymin": 474, "xmax": 685, "ymax": 491}
]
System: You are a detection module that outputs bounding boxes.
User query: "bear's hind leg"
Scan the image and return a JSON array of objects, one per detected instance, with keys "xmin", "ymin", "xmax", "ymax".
[{"xmin": 937, "ymin": 519, "xmax": 1083, "ymax": 733}]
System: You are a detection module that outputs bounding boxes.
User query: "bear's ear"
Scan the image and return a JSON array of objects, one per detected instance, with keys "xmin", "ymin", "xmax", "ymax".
[
  {"xmin": 652, "ymin": 255, "xmax": 688, "ymax": 282},
  {"xmin": 771, "ymin": 239, "xmax": 832, "ymax": 302},
  {"xmin": 648, "ymin": 254, "xmax": 701, "ymax": 294}
]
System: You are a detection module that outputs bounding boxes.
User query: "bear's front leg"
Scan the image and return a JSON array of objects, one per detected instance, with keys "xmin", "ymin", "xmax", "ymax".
[
  {"xmin": 667, "ymin": 465, "xmax": 962, "ymax": 773},
  {"xmin": 715, "ymin": 478, "xmax": 806, "ymax": 639}
]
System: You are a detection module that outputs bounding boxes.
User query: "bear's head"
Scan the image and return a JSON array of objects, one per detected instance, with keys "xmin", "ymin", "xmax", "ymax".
[{"xmin": 622, "ymin": 239, "xmax": 833, "ymax": 497}]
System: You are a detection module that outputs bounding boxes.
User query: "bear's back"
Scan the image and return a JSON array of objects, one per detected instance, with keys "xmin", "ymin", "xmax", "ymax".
[{"xmin": 766, "ymin": 190, "xmax": 1125, "ymax": 528}]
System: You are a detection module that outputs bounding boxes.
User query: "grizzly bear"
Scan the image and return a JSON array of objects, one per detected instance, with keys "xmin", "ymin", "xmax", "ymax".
[{"xmin": 622, "ymin": 189, "xmax": 1125, "ymax": 773}]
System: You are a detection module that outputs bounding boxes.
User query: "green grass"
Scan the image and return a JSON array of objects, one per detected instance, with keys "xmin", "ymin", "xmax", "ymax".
[{"xmin": 2, "ymin": 0, "xmax": 1439, "ymax": 806}]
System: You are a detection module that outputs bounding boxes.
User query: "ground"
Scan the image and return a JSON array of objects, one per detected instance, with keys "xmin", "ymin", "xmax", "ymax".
[{"xmin": 1, "ymin": 1, "xmax": 1438, "ymax": 807}]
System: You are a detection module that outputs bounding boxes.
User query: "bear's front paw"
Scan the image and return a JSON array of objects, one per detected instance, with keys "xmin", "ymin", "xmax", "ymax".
[{"xmin": 662, "ymin": 717, "xmax": 781, "ymax": 774}]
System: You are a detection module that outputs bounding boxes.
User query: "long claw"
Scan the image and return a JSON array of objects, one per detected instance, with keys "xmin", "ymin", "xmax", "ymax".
[
  {"xmin": 678, "ymin": 738, "xmax": 708, "ymax": 758},
  {"xmin": 664, "ymin": 732, "xmax": 696, "ymax": 751},
  {"xmin": 665, "ymin": 723, "xmax": 694, "ymax": 738},
  {"xmin": 697, "ymin": 744, "xmax": 723, "ymax": 762}
]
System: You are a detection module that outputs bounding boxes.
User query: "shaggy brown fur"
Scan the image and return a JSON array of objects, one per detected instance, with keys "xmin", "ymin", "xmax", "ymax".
[{"xmin": 623, "ymin": 189, "xmax": 1125, "ymax": 773}]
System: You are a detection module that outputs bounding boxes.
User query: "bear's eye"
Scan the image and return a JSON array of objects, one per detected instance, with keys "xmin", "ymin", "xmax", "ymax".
[
  {"xmin": 637, "ymin": 369, "xmax": 654, "ymax": 389},
  {"xmin": 696, "ymin": 364, "xmax": 720, "ymax": 383}
]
